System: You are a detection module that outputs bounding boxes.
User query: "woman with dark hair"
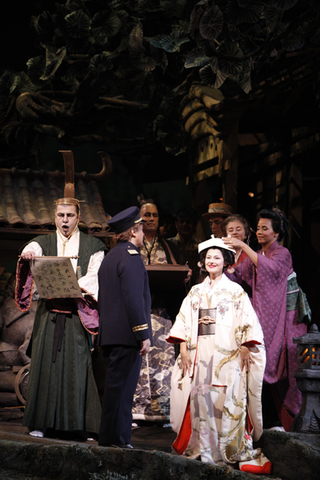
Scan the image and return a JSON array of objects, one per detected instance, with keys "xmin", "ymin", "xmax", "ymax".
[
  {"xmin": 223, "ymin": 208, "xmax": 310, "ymax": 431},
  {"xmin": 222, "ymin": 214, "xmax": 251, "ymax": 265},
  {"xmin": 166, "ymin": 236, "xmax": 271, "ymax": 473}
]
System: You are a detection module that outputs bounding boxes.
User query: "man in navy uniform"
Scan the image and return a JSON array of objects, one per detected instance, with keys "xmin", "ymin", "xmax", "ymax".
[{"xmin": 98, "ymin": 206, "xmax": 152, "ymax": 448}]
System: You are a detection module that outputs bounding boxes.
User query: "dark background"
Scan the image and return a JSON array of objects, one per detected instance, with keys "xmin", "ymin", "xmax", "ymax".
[
  {"xmin": 0, "ymin": 2, "xmax": 58, "ymax": 72},
  {"xmin": 0, "ymin": 1, "xmax": 193, "ymax": 217}
]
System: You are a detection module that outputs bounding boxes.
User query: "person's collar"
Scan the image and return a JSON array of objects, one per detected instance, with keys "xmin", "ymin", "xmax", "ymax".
[
  {"xmin": 57, "ymin": 226, "xmax": 79, "ymax": 242},
  {"xmin": 263, "ymin": 240, "xmax": 279, "ymax": 255},
  {"xmin": 143, "ymin": 233, "xmax": 158, "ymax": 244},
  {"xmin": 128, "ymin": 240, "xmax": 138, "ymax": 250}
]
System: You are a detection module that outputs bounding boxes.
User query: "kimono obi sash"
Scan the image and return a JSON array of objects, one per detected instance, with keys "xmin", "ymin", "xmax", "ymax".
[
  {"xmin": 286, "ymin": 272, "xmax": 312, "ymax": 324},
  {"xmin": 198, "ymin": 307, "xmax": 216, "ymax": 336}
]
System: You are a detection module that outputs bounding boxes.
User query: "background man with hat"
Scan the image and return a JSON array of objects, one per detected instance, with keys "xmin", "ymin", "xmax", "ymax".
[
  {"xmin": 16, "ymin": 194, "xmax": 107, "ymax": 439},
  {"xmin": 202, "ymin": 202, "xmax": 233, "ymax": 238},
  {"xmin": 97, "ymin": 206, "xmax": 152, "ymax": 448}
]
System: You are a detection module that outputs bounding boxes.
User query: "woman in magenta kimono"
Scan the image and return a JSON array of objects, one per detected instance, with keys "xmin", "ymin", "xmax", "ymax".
[{"xmin": 223, "ymin": 209, "xmax": 310, "ymax": 431}]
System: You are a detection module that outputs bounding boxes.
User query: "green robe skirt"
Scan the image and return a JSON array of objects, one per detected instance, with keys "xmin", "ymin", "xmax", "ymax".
[{"xmin": 23, "ymin": 300, "xmax": 101, "ymax": 434}]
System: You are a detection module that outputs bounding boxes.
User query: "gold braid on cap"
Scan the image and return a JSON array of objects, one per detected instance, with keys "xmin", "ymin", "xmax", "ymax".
[{"xmin": 56, "ymin": 197, "xmax": 80, "ymax": 206}]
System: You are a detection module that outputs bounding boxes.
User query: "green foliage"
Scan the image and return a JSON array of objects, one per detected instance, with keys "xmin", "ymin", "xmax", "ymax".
[
  {"xmin": 88, "ymin": 473, "xmax": 108, "ymax": 480},
  {"xmin": 2, "ymin": 0, "xmax": 320, "ymax": 101},
  {"xmin": 15, "ymin": 0, "xmax": 196, "ymax": 153},
  {"xmin": 0, "ymin": 71, "xmax": 37, "ymax": 96},
  {"xmin": 0, "ymin": 0, "xmax": 319, "ymax": 162},
  {"xmin": 91, "ymin": 11, "xmax": 123, "ymax": 39},
  {"xmin": 188, "ymin": 0, "xmax": 320, "ymax": 93}
]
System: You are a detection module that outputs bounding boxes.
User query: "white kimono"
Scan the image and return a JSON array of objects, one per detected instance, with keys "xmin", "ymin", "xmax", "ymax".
[{"xmin": 167, "ymin": 274, "xmax": 266, "ymax": 464}]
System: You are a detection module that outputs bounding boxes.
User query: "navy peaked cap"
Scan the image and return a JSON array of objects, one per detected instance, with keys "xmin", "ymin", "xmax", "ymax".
[{"xmin": 107, "ymin": 206, "xmax": 144, "ymax": 234}]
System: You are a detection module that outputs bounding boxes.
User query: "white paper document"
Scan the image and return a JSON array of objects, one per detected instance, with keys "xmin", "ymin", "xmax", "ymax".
[{"xmin": 29, "ymin": 256, "xmax": 82, "ymax": 299}]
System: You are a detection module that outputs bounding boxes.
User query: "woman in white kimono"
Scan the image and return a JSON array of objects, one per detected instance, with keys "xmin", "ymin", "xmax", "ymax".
[{"xmin": 166, "ymin": 236, "xmax": 271, "ymax": 474}]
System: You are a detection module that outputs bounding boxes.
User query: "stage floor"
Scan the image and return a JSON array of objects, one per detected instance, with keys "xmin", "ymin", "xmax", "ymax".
[{"xmin": 0, "ymin": 418, "xmax": 176, "ymax": 452}]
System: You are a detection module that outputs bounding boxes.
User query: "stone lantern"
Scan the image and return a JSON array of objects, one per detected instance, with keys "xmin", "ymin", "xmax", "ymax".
[{"xmin": 291, "ymin": 323, "xmax": 320, "ymax": 433}]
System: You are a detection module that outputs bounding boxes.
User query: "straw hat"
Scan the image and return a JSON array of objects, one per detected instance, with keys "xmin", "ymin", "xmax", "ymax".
[{"xmin": 202, "ymin": 203, "xmax": 233, "ymax": 220}]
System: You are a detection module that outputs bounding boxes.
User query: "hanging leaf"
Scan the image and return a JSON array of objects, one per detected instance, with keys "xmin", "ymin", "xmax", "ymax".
[
  {"xmin": 124, "ymin": 72, "xmax": 156, "ymax": 101},
  {"xmin": 106, "ymin": 0, "xmax": 123, "ymax": 12},
  {"xmin": 65, "ymin": 10, "xmax": 91, "ymax": 39},
  {"xmin": 116, "ymin": 37, "xmax": 130, "ymax": 53},
  {"xmin": 214, "ymin": 68, "xmax": 229, "ymax": 89},
  {"xmin": 68, "ymin": 57, "xmax": 89, "ymax": 80},
  {"xmin": 0, "ymin": 72, "xmax": 20, "ymax": 95},
  {"xmin": 124, "ymin": 0, "xmax": 139, "ymax": 10},
  {"xmin": 194, "ymin": 34, "xmax": 215, "ymax": 56},
  {"xmin": 149, "ymin": 37, "xmax": 162, "ymax": 49},
  {"xmin": 176, "ymin": 19, "xmax": 192, "ymax": 36},
  {"xmin": 150, "ymin": 30, "xmax": 190, "ymax": 52},
  {"xmin": 199, "ymin": 64, "xmax": 217, "ymax": 86},
  {"xmin": 268, "ymin": 0, "xmax": 299, "ymax": 10},
  {"xmin": 160, "ymin": 0, "xmax": 187, "ymax": 18},
  {"xmin": 138, "ymin": 0, "xmax": 162, "ymax": 14},
  {"xmin": 130, "ymin": 52, "xmax": 157, "ymax": 73},
  {"xmin": 225, "ymin": 0, "xmax": 265, "ymax": 26},
  {"xmin": 60, "ymin": 76, "xmax": 80, "ymax": 93},
  {"xmin": 94, "ymin": 35, "xmax": 110, "ymax": 47},
  {"xmin": 263, "ymin": 7, "xmax": 283, "ymax": 22},
  {"xmin": 17, "ymin": 73, "xmax": 37, "ymax": 94},
  {"xmin": 240, "ymin": 37, "xmax": 258, "ymax": 56},
  {"xmin": 55, "ymin": 3, "xmax": 70, "ymax": 16},
  {"xmin": 60, "ymin": 68, "xmax": 74, "ymax": 83},
  {"xmin": 89, "ymin": 54, "xmax": 113, "ymax": 77},
  {"xmin": 238, "ymin": 59, "xmax": 252, "ymax": 94},
  {"xmin": 129, "ymin": 22, "xmax": 144, "ymax": 53},
  {"xmin": 27, "ymin": 56, "xmax": 46, "ymax": 85},
  {"xmin": 64, "ymin": 32, "xmax": 90, "ymax": 54},
  {"xmin": 241, "ymin": 24, "xmax": 271, "ymax": 55},
  {"xmin": 185, "ymin": 48, "xmax": 210, "ymax": 68},
  {"xmin": 238, "ymin": 73, "xmax": 251, "ymax": 93},
  {"xmin": 154, "ymin": 49, "xmax": 168, "ymax": 72},
  {"xmin": 218, "ymin": 42, "xmax": 244, "ymax": 75},
  {"xmin": 40, "ymin": 46, "xmax": 67, "ymax": 81},
  {"xmin": 190, "ymin": 0, "xmax": 207, "ymax": 30},
  {"xmin": 163, "ymin": 31, "xmax": 190, "ymax": 52},
  {"xmin": 0, "ymin": 71, "xmax": 17, "ymax": 96},
  {"xmin": 149, "ymin": 84, "xmax": 175, "ymax": 115},
  {"xmin": 0, "ymin": 71, "xmax": 36, "ymax": 96},
  {"xmin": 91, "ymin": 11, "xmax": 122, "ymax": 38},
  {"xmin": 36, "ymin": 11, "xmax": 56, "ymax": 43},
  {"xmin": 281, "ymin": 28, "xmax": 305, "ymax": 51},
  {"xmin": 199, "ymin": 5, "xmax": 224, "ymax": 40}
]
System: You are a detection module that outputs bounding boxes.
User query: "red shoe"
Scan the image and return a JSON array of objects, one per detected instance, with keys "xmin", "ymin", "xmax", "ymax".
[{"xmin": 239, "ymin": 453, "xmax": 272, "ymax": 475}]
